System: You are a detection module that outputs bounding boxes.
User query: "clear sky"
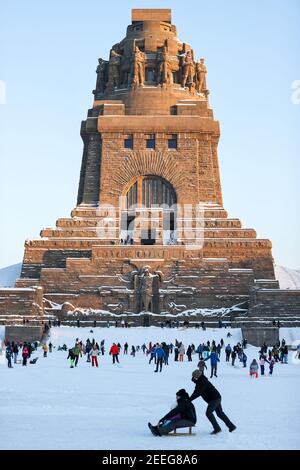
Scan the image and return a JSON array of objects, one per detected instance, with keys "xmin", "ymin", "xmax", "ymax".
[{"xmin": 0, "ymin": 0, "xmax": 299, "ymax": 269}]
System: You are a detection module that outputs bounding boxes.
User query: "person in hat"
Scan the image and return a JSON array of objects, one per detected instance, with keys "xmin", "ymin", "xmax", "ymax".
[
  {"xmin": 148, "ymin": 389, "xmax": 197, "ymax": 436},
  {"xmin": 189, "ymin": 369, "xmax": 236, "ymax": 435}
]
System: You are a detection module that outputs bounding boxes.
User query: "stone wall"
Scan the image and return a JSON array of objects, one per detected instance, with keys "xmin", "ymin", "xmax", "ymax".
[
  {"xmin": 0, "ymin": 287, "xmax": 44, "ymax": 317},
  {"xmin": 249, "ymin": 289, "xmax": 300, "ymax": 317},
  {"xmin": 242, "ymin": 326, "xmax": 279, "ymax": 347},
  {"xmin": 4, "ymin": 326, "xmax": 44, "ymax": 343}
]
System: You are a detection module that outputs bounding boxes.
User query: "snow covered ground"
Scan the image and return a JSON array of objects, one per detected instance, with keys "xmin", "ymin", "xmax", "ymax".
[{"xmin": 0, "ymin": 326, "xmax": 300, "ymax": 450}]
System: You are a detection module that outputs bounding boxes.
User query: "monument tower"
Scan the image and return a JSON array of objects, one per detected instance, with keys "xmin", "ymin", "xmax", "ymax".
[{"xmin": 14, "ymin": 9, "xmax": 284, "ymax": 321}]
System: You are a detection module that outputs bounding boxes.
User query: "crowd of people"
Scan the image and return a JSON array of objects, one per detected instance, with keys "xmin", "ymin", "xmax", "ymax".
[{"xmin": 4, "ymin": 332, "xmax": 293, "ymax": 381}]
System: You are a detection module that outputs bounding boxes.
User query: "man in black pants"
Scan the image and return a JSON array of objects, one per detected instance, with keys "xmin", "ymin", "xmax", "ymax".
[{"xmin": 189, "ymin": 369, "xmax": 236, "ymax": 435}]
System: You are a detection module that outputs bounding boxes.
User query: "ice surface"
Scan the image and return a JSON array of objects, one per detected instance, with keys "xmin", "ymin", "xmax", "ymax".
[{"xmin": 0, "ymin": 326, "xmax": 299, "ymax": 450}]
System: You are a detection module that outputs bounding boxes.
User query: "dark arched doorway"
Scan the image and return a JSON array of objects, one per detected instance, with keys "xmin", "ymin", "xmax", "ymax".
[
  {"xmin": 121, "ymin": 175, "xmax": 177, "ymax": 245},
  {"xmin": 125, "ymin": 175, "xmax": 177, "ymax": 208}
]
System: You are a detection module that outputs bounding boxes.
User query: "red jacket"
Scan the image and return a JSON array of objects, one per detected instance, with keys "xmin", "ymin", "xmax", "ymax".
[
  {"xmin": 22, "ymin": 347, "xmax": 29, "ymax": 358},
  {"xmin": 110, "ymin": 344, "xmax": 119, "ymax": 355}
]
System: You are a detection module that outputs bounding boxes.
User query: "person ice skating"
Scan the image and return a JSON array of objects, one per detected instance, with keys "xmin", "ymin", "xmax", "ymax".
[
  {"xmin": 179, "ymin": 343, "xmax": 185, "ymax": 362},
  {"xmin": 283, "ymin": 345, "xmax": 288, "ymax": 364},
  {"xmin": 196, "ymin": 343, "xmax": 204, "ymax": 360},
  {"xmin": 91, "ymin": 344, "xmax": 99, "ymax": 367},
  {"xmin": 241, "ymin": 351, "xmax": 247, "ymax": 368},
  {"xmin": 272, "ymin": 346, "xmax": 279, "ymax": 362},
  {"xmin": 187, "ymin": 345, "xmax": 193, "ymax": 362},
  {"xmin": 216, "ymin": 343, "xmax": 222, "ymax": 358},
  {"xmin": 154, "ymin": 344, "xmax": 166, "ymax": 373},
  {"xmin": 268, "ymin": 357, "xmax": 275, "ymax": 375},
  {"xmin": 149, "ymin": 345, "xmax": 157, "ymax": 364},
  {"xmin": 67, "ymin": 348, "xmax": 76, "ymax": 368},
  {"xmin": 22, "ymin": 343, "xmax": 30, "ymax": 366},
  {"xmin": 6, "ymin": 343, "xmax": 13, "ymax": 368},
  {"xmin": 231, "ymin": 350, "xmax": 237, "ymax": 366},
  {"xmin": 124, "ymin": 342, "xmax": 129, "ymax": 355},
  {"xmin": 259, "ymin": 355, "xmax": 266, "ymax": 376},
  {"xmin": 205, "ymin": 351, "xmax": 220, "ymax": 378},
  {"xmin": 13, "ymin": 343, "xmax": 19, "ymax": 364},
  {"xmin": 73, "ymin": 343, "xmax": 82, "ymax": 367},
  {"xmin": 197, "ymin": 358, "xmax": 207, "ymax": 375},
  {"xmin": 49, "ymin": 342, "xmax": 53, "ymax": 353},
  {"xmin": 250, "ymin": 359, "xmax": 259, "ymax": 378},
  {"xmin": 42, "ymin": 344, "xmax": 48, "ymax": 357},
  {"xmin": 297, "ymin": 343, "xmax": 300, "ymax": 360},
  {"xmin": 85, "ymin": 340, "xmax": 92, "ymax": 362},
  {"xmin": 162, "ymin": 343, "xmax": 169, "ymax": 365},
  {"xmin": 110, "ymin": 343, "xmax": 120, "ymax": 364},
  {"xmin": 100, "ymin": 340, "xmax": 105, "ymax": 356},
  {"xmin": 189, "ymin": 370, "xmax": 236, "ymax": 435},
  {"xmin": 174, "ymin": 345, "xmax": 179, "ymax": 362},
  {"xmin": 148, "ymin": 389, "xmax": 197, "ymax": 436},
  {"xmin": 131, "ymin": 346, "xmax": 136, "ymax": 357}
]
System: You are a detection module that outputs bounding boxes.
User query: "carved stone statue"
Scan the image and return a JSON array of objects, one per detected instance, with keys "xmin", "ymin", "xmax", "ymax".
[
  {"xmin": 196, "ymin": 58, "xmax": 207, "ymax": 94},
  {"xmin": 131, "ymin": 46, "xmax": 145, "ymax": 87},
  {"xmin": 95, "ymin": 58, "xmax": 108, "ymax": 94},
  {"xmin": 107, "ymin": 49, "xmax": 122, "ymax": 90},
  {"xmin": 158, "ymin": 46, "xmax": 172, "ymax": 86},
  {"xmin": 181, "ymin": 50, "xmax": 195, "ymax": 88},
  {"xmin": 132, "ymin": 266, "xmax": 161, "ymax": 313}
]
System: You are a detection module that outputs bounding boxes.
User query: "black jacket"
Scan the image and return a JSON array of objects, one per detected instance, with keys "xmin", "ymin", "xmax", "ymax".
[
  {"xmin": 161, "ymin": 398, "xmax": 197, "ymax": 424},
  {"xmin": 190, "ymin": 375, "xmax": 221, "ymax": 404}
]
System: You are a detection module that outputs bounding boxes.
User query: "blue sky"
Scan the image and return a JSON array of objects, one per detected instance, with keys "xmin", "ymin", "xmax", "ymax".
[{"xmin": 0, "ymin": 0, "xmax": 299, "ymax": 269}]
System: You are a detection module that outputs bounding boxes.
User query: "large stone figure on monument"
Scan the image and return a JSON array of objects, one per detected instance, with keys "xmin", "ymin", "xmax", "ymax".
[
  {"xmin": 196, "ymin": 58, "xmax": 208, "ymax": 95},
  {"xmin": 181, "ymin": 50, "xmax": 195, "ymax": 88},
  {"xmin": 107, "ymin": 49, "xmax": 122, "ymax": 90},
  {"xmin": 132, "ymin": 267, "xmax": 160, "ymax": 313},
  {"xmin": 94, "ymin": 58, "xmax": 108, "ymax": 94},
  {"xmin": 158, "ymin": 46, "xmax": 172, "ymax": 86},
  {"xmin": 131, "ymin": 45, "xmax": 145, "ymax": 87}
]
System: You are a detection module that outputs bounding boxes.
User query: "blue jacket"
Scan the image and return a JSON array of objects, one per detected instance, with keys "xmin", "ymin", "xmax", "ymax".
[
  {"xmin": 155, "ymin": 347, "xmax": 166, "ymax": 360},
  {"xmin": 205, "ymin": 352, "xmax": 220, "ymax": 365}
]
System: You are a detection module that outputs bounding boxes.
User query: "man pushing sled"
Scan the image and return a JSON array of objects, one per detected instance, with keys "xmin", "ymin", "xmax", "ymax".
[{"xmin": 148, "ymin": 370, "xmax": 236, "ymax": 436}]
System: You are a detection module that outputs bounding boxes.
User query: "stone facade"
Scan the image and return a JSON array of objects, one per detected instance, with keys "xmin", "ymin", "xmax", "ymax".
[{"xmin": 3, "ymin": 8, "xmax": 300, "ymax": 323}]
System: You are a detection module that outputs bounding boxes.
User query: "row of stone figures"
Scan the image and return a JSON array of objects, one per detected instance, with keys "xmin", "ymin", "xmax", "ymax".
[{"xmin": 94, "ymin": 45, "xmax": 208, "ymax": 95}]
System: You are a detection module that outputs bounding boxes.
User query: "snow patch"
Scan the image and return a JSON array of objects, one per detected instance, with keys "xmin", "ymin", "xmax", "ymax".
[{"xmin": 0, "ymin": 263, "xmax": 22, "ymax": 287}]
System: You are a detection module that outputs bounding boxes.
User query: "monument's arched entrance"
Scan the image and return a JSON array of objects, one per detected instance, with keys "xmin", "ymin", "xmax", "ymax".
[
  {"xmin": 125, "ymin": 175, "xmax": 177, "ymax": 208},
  {"xmin": 121, "ymin": 175, "xmax": 177, "ymax": 245}
]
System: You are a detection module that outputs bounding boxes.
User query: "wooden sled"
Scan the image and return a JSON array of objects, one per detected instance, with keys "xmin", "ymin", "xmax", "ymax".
[{"xmin": 169, "ymin": 426, "xmax": 196, "ymax": 436}]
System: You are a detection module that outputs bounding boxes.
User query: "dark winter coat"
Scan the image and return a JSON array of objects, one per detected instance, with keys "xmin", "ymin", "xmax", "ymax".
[
  {"xmin": 162, "ymin": 398, "xmax": 197, "ymax": 424},
  {"xmin": 190, "ymin": 374, "xmax": 221, "ymax": 404}
]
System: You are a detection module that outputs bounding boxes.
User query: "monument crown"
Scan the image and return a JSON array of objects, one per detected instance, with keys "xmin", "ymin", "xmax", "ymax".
[{"xmin": 131, "ymin": 8, "xmax": 172, "ymax": 23}]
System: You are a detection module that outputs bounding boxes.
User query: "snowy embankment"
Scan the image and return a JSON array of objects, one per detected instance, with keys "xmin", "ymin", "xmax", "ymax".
[
  {"xmin": 275, "ymin": 265, "xmax": 300, "ymax": 289},
  {"xmin": 0, "ymin": 326, "xmax": 300, "ymax": 450},
  {"xmin": 0, "ymin": 263, "xmax": 21, "ymax": 287},
  {"xmin": 280, "ymin": 327, "xmax": 300, "ymax": 346}
]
